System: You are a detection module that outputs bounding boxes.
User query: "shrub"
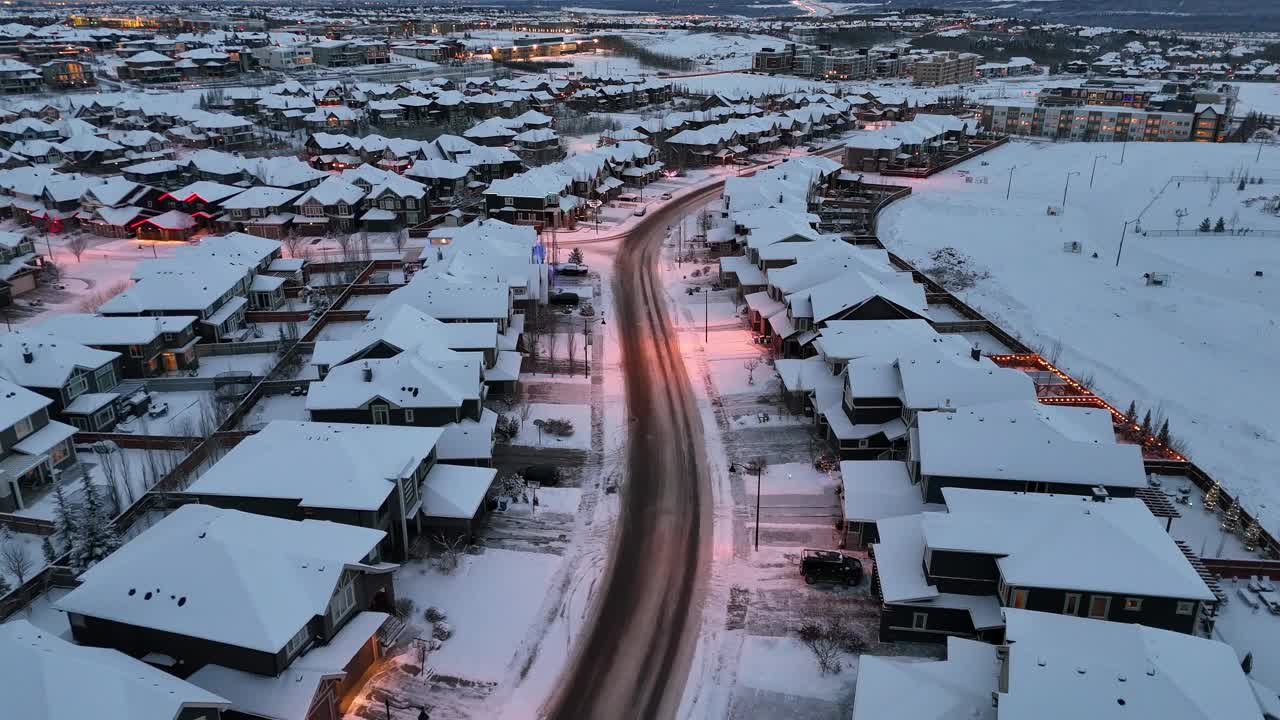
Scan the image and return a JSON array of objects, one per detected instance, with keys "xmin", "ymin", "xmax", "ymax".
[
  {"xmin": 541, "ymin": 418, "xmax": 575, "ymax": 437},
  {"xmin": 394, "ymin": 597, "xmax": 416, "ymax": 621}
]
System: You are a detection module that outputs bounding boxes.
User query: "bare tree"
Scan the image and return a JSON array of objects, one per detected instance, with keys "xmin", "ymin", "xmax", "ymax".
[
  {"xmin": 744, "ymin": 358, "xmax": 762, "ymax": 385},
  {"xmin": 392, "ymin": 227, "xmax": 409, "ymax": 256},
  {"xmin": 546, "ymin": 331, "xmax": 560, "ymax": 375},
  {"xmin": 567, "ymin": 331, "xmax": 579, "ymax": 375},
  {"xmin": 432, "ymin": 533, "xmax": 469, "ymax": 575},
  {"xmin": 66, "ymin": 234, "xmax": 90, "ymax": 263},
  {"xmin": 283, "ymin": 232, "xmax": 307, "ymax": 259},
  {"xmin": 1, "ymin": 539, "xmax": 34, "ymax": 585},
  {"xmin": 76, "ymin": 279, "xmax": 132, "ymax": 313},
  {"xmin": 797, "ymin": 602, "xmax": 867, "ymax": 675}
]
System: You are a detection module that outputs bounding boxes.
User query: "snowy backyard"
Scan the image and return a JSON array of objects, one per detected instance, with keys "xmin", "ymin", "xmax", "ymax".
[{"xmin": 877, "ymin": 139, "xmax": 1280, "ymax": 537}]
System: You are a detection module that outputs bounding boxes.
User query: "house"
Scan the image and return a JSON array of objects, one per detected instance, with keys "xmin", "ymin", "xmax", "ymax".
[
  {"xmin": 0, "ymin": 330, "xmax": 122, "ymax": 431},
  {"xmin": 132, "ymin": 209, "xmax": 199, "ymax": 242},
  {"xmin": 306, "ymin": 345, "xmax": 486, "ymax": 428},
  {"xmin": 122, "ymin": 159, "xmax": 185, "ymax": 189},
  {"xmin": 118, "ymin": 50, "xmax": 180, "ymax": 84},
  {"xmin": 512, "ymin": 127, "xmax": 563, "ymax": 165},
  {"xmin": 291, "ymin": 175, "xmax": 364, "ymax": 235},
  {"xmin": 0, "ymin": 378, "xmax": 81, "ymax": 513},
  {"xmin": 418, "ymin": 218, "xmax": 548, "ymax": 313},
  {"xmin": 312, "ymin": 304, "xmax": 498, "ymax": 379},
  {"xmin": 852, "ymin": 610, "xmax": 1267, "ymax": 720},
  {"xmin": 838, "ymin": 459, "xmax": 942, "ymax": 548},
  {"xmin": 359, "ymin": 172, "xmax": 428, "ymax": 229},
  {"xmin": 40, "ymin": 58, "xmax": 95, "ymax": 89},
  {"xmin": 0, "ymin": 230, "xmax": 39, "ymax": 298},
  {"xmin": 55, "ymin": 504, "xmax": 396, "ymax": 720},
  {"xmin": 55, "ymin": 133, "xmax": 126, "ymax": 171},
  {"xmin": 40, "ymin": 313, "xmax": 200, "ymax": 378},
  {"xmin": 872, "ymin": 489, "xmax": 1217, "ymax": 643},
  {"xmin": 0, "ymin": 58, "xmax": 42, "ymax": 94},
  {"xmin": 911, "ymin": 400, "xmax": 1148, "ymax": 503},
  {"xmin": 161, "ymin": 179, "xmax": 245, "ymax": 219},
  {"xmin": 404, "ymin": 158, "xmax": 471, "ymax": 202},
  {"xmin": 99, "ymin": 262, "xmax": 249, "ymax": 343},
  {"xmin": 0, "ymin": 117, "xmax": 60, "ymax": 144},
  {"xmin": 483, "ymin": 168, "xmax": 577, "ymax": 230},
  {"xmin": 371, "ymin": 271, "xmax": 515, "ymax": 334},
  {"xmin": 185, "ymin": 420, "xmax": 496, "ymax": 556},
  {"xmin": 0, "ymin": 620, "xmax": 231, "ymax": 720},
  {"xmin": 219, "ymin": 185, "xmax": 302, "ymax": 239}
]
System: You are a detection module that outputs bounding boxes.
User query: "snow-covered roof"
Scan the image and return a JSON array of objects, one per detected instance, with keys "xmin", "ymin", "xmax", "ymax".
[
  {"xmin": 437, "ymin": 409, "xmax": 498, "ymax": 462},
  {"xmin": 0, "ymin": 377, "xmax": 50, "ymax": 428},
  {"xmin": 0, "ymin": 620, "xmax": 230, "ymax": 720},
  {"xmin": 895, "ymin": 356, "xmax": 1034, "ymax": 410},
  {"xmin": 55, "ymin": 504, "xmax": 385, "ymax": 654},
  {"xmin": 917, "ymin": 400, "xmax": 1146, "ymax": 490},
  {"xmin": 189, "ymin": 421, "xmax": 443, "ymax": 511},
  {"xmin": 313, "ymin": 304, "xmax": 497, "ymax": 370},
  {"xmin": 306, "ymin": 346, "xmax": 482, "ymax": 412},
  {"xmin": 137, "ymin": 209, "xmax": 196, "ymax": 231},
  {"xmin": 39, "ymin": 313, "xmax": 196, "ymax": 347},
  {"xmin": 853, "ymin": 637, "xmax": 997, "ymax": 720},
  {"xmin": 930, "ymin": 489, "xmax": 1215, "ymax": 601},
  {"xmin": 294, "ymin": 175, "xmax": 364, "ymax": 206},
  {"xmin": 371, "ymin": 273, "xmax": 510, "ymax": 322},
  {"xmin": 999, "ymin": 609, "xmax": 1263, "ymax": 720},
  {"xmin": 218, "ymin": 185, "xmax": 302, "ymax": 210},
  {"xmin": 167, "ymin": 180, "xmax": 245, "ymax": 204},
  {"xmin": 840, "ymin": 460, "xmax": 937, "ymax": 524},
  {"xmin": 421, "ymin": 463, "xmax": 496, "ymax": 519},
  {"xmin": 0, "ymin": 330, "xmax": 118, "ymax": 389}
]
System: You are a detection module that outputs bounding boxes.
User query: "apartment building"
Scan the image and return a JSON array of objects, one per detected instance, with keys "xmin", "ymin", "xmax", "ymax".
[
  {"xmin": 911, "ymin": 52, "xmax": 979, "ymax": 86},
  {"xmin": 752, "ymin": 44, "xmax": 904, "ymax": 81},
  {"xmin": 251, "ymin": 44, "xmax": 313, "ymax": 70},
  {"xmin": 982, "ymin": 100, "xmax": 1204, "ymax": 142}
]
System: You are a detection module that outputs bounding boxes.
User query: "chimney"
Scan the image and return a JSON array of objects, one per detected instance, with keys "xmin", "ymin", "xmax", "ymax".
[
  {"xmin": 1091, "ymin": 486, "xmax": 1109, "ymax": 502},
  {"xmin": 21, "ymin": 344, "xmax": 33, "ymax": 364},
  {"xmin": 970, "ymin": 346, "xmax": 982, "ymax": 362},
  {"xmin": 361, "ymin": 362, "xmax": 373, "ymax": 382}
]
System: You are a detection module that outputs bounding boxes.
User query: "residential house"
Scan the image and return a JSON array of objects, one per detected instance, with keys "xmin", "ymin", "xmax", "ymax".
[
  {"xmin": 311, "ymin": 304, "xmax": 499, "ymax": 380},
  {"xmin": 0, "ymin": 58, "xmax": 41, "ymax": 94},
  {"xmin": 872, "ymin": 488, "xmax": 1216, "ymax": 642},
  {"xmin": 512, "ymin": 128, "xmax": 563, "ymax": 165},
  {"xmin": 55, "ymin": 504, "xmax": 396, "ymax": 720},
  {"xmin": 40, "ymin": 58, "xmax": 95, "ymax": 89},
  {"xmin": 118, "ymin": 50, "xmax": 180, "ymax": 84},
  {"xmin": 40, "ymin": 313, "xmax": 200, "ymax": 378},
  {"xmin": 0, "ymin": 379, "xmax": 81, "ymax": 513},
  {"xmin": 0, "ymin": 230, "xmax": 39, "ymax": 298},
  {"xmin": 293, "ymin": 175, "xmax": 366, "ymax": 235},
  {"xmin": 0, "ymin": 330, "xmax": 122, "ymax": 431},
  {"xmin": 306, "ymin": 345, "xmax": 486, "ymax": 428},
  {"xmin": 359, "ymin": 172, "xmax": 428, "ymax": 230},
  {"xmin": 185, "ymin": 420, "xmax": 496, "ymax": 556},
  {"xmin": 100, "ymin": 261, "xmax": 250, "ymax": 342},
  {"xmin": 219, "ymin": 186, "xmax": 302, "ymax": 239},
  {"xmin": 122, "ymin": 159, "xmax": 185, "ymax": 189},
  {"xmin": 132, "ymin": 209, "xmax": 199, "ymax": 242}
]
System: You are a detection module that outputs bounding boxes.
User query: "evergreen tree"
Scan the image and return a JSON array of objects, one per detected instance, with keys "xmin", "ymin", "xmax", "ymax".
[
  {"xmin": 0, "ymin": 573, "xmax": 9, "ymax": 595},
  {"xmin": 71, "ymin": 475, "xmax": 120, "ymax": 571},
  {"xmin": 1124, "ymin": 401, "xmax": 1137, "ymax": 425},
  {"xmin": 1238, "ymin": 176, "xmax": 1247, "ymax": 191},
  {"xmin": 51, "ymin": 483, "xmax": 77, "ymax": 551},
  {"xmin": 1140, "ymin": 410, "xmax": 1152, "ymax": 435},
  {"xmin": 1214, "ymin": 217, "xmax": 1226, "ymax": 232},
  {"xmin": 1157, "ymin": 419, "xmax": 1170, "ymax": 446},
  {"xmin": 41, "ymin": 536, "xmax": 56, "ymax": 564},
  {"xmin": 1198, "ymin": 217, "xmax": 1212, "ymax": 232},
  {"xmin": 1243, "ymin": 651, "xmax": 1255, "ymax": 675},
  {"xmin": 567, "ymin": 248, "xmax": 585, "ymax": 265}
]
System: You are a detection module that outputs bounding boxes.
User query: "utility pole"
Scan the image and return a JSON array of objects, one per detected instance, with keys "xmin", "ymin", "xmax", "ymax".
[
  {"xmin": 753, "ymin": 463, "xmax": 762, "ymax": 551},
  {"xmin": 1062, "ymin": 171, "xmax": 1079, "ymax": 208},
  {"xmin": 1006, "ymin": 165, "xmax": 1015, "ymax": 200},
  {"xmin": 704, "ymin": 288, "xmax": 709, "ymax": 343},
  {"xmin": 1115, "ymin": 218, "xmax": 1137, "ymax": 267},
  {"xmin": 1120, "ymin": 140, "xmax": 1127, "ymax": 165}
]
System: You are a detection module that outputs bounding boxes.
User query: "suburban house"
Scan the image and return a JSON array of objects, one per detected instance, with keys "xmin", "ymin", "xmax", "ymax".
[
  {"xmin": 292, "ymin": 175, "xmax": 366, "ymax": 234},
  {"xmin": 40, "ymin": 313, "xmax": 200, "ymax": 378},
  {"xmin": 910, "ymin": 400, "xmax": 1148, "ymax": 503},
  {"xmin": 0, "ymin": 230, "xmax": 39, "ymax": 299},
  {"xmin": 117, "ymin": 50, "xmax": 180, "ymax": 84},
  {"xmin": 852, "ymin": 609, "xmax": 1267, "ymax": 720},
  {"xmin": 306, "ymin": 345, "xmax": 486, "ymax": 428},
  {"xmin": 0, "ymin": 330, "xmax": 122, "ymax": 432},
  {"xmin": 312, "ymin": 304, "xmax": 499, "ymax": 379},
  {"xmin": 99, "ymin": 261, "xmax": 250, "ymax": 343},
  {"xmin": 1, "ymin": 620, "xmax": 231, "ymax": 720},
  {"xmin": 219, "ymin": 186, "xmax": 303, "ymax": 239},
  {"xmin": 184, "ymin": 420, "xmax": 496, "ymax": 557},
  {"xmin": 0, "ymin": 379, "xmax": 81, "ymax": 513},
  {"xmin": 371, "ymin": 271, "xmax": 516, "ymax": 335},
  {"xmin": 872, "ymin": 489, "xmax": 1218, "ymax": 643},
  {"xmin": 55, "ymin": 504, "xmax": 397, "ymax": 720}
]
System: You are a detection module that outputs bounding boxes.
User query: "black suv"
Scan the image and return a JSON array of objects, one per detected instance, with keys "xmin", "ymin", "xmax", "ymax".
[{"xmin": 800, "ymin": 549, "xmax": 863, "ymax": 586}]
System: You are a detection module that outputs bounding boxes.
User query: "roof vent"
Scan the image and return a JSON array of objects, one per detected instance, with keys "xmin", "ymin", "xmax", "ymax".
[
  {"xmin": 21, "ymin": 344, "xmax": 33, "ymax": 364},
  {"xmin": 362, "ymin": 362, "xmax": 373, "ymax": 382},
  {"xmin": 1036, "ymin": 657, "xmax": 1046, "ymax": 667},
  {"xmin": 1075, "ymin": 666, "xmax": 1087, "ymax": 675},
  {"xmin": 970, "ymin": 346, "xmax": 981, "ymax": 361},
  {"xmin": 1117, "ymin": 674, "xmax": 1126, "ymax": 682}
]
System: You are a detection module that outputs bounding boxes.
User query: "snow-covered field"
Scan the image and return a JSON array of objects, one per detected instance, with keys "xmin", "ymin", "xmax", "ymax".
[
  {"xmin": 620, "ymin": 30, "xmax": 809, "ymax": 71},
  {"xmin": 510, "ymin": 402, "xmax": 591, "ymax": 452},
  {"xmin": 1235, "ymin": 81, "xmax": 1280, "ymax": 118},
  {"xmin": 877, "ymin": 139, "xmax": 1280, "ymax": 535}
]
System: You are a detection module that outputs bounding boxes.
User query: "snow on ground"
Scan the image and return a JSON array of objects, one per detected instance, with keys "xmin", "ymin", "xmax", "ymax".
[
  {"xmin": 738, "ymin": 635, "xmax": 858, "ymax": 702},
  {"xmin": 511, "ymin": 403, "xmax": 591, "ymax": 452},
  {"xmin": 245, "ymin": 393, "xmax": 310, "ymax": 426},
  {"xmin": 3, "ymin": 587, "xmax": 72, "ymax": 639},
  {"xmin": 672, "ymin": 72, "xmax": 840, "ymax": 97},
  {"xmin": 1235, "ymin": 81, "xmax": 1280, "ymax": 118},
  {"xmin": 878, "ymin": 139, "xmax": 1280, "ymax": 536},
  {"xmin": 529, "ymin": 51, "xmax": 655, "ymax": 78},
  {"xmin": 189, "ymin": 352, "xmax": 277, "ymax": 378},
  {"xmin": 113, "ymin": 390, "xmax": 217, "ymax": 437},
  {"xmin": 394, "ymin": 549, "xmax": 562, "ymax": 683},
  {"xmin": 621, "ymin": 30, "xmax": 811, "ymax": 71},
  {"xmin": 1213, "ymin": 578, "xmax": 1280, "ymax": 690},
  {"xmin": 13, "ymin": 447, "xmax": 184, "ymax": 521}
]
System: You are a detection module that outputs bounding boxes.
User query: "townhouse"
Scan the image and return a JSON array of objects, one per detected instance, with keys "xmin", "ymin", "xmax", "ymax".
[
  {"xmin": 40, "ymin": 313, "xmax": 200, "ymax": 378},
  {"xmin": 0, "ymin": 379, "xmax": 81, "ymax": 513},
  {"xmin": 0, "ymin": 330, "xmax": 122, "ymax": 432}
]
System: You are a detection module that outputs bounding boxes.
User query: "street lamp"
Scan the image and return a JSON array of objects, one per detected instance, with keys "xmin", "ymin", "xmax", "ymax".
[
  {"xmin": 1062, "ymin": 171, "xmax": 1080, "ymax": 208},
  {"xmin": 381, "ymin": 697, "xmax": 430, "ymax": 720},
  {"xmin": 730, "ymin": 462, "xmax": 765, "ymax": 550},
  {"xmin": 1005, "ymin": 164, "xmax": 1016, "ymax": 200},
  {"xmin": 1115, "ymin": 218, "xmax": 1139, "ymax": 267},
  {"xmin": 1090, "ymin": 154, "xmax": 1107, "ymax": 188}
]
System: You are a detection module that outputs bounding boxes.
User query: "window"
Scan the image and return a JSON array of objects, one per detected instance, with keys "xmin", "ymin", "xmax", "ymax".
[
  {"xmin": 405, "ymin": 198, "xmax": 417, "ymax": 209},
  {"xmin": 503, "ymin": 197, "xmax": 514, "ymax": 206},
  {"xmin": 1088, "ymin": 595, "xmax": 1111, "ymax": 619},
  {"xmin": 1124, "ymin": 597, "xmax": 1143, "ymax": 612},
  {"xmin": 1176, "ymin": 601, "xmax": 1196, "ymax": 616},
  {"xmin": 372, "ymin": 404, "xmax": 389, "ymax": 425},
  {"xmin": 94, "ymin": 364, "xmax": 116, "ymax": 391},
  {"xmin": 1062, "ymin": 593, "xmax": 1081, "ymax": 615},
  {"xmin": 337, "ymin": 202, "xmax": 349, "ymax": 215},
  {"xmin": 66, "ymin": 373, "xmax": 89, "ymax": 401},
  {"xmin": 92, "ymin": 405, "xmax": 115, "ymax": 429},
  {"xmin": 401, "ymin": 475, "xmax": 419, "ymax": 511},
  {"xmin": 912, "ymin": 612, "xmax": 928, "ymax": 630},
  {"xmin": 284, "ymin": 625, "xmax": 310, "ymax": 657},
  {"xmin": 380, "ymin": 197, "xmax": 396, "ymax": 210},
  {"xmin": 404, "ymin": 409, "xmax": 415, "ymax": 423},
  {"xmin": 856, "ymin": 439, "xmax": 869, "ymax": 449},
  {"xmin": 129, "ymin": 345, "xmax": 143, "ymax": 358},
  {"xmin": 1010, "ymin": 589, "xmax": 1029, "ymax": 609},
  {"xmin": 327, "ymin": 578, "xmax": 358, "ymax": 625},
  {"xmin": 13, "ymin": 415, "xmax": 38, "ymax": 441},
  {"xmin": 303, "ymin": 203, "xmax": 323, "ymax": 217}
]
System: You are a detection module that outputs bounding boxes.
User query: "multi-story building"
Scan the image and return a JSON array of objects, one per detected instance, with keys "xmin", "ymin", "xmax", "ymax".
[
  {"xmin": 911, "ymin": 51, "xmax": 979, "ymax": 86},
  {"xmin": 250, "ymin": 44, "xmax": 313, "ymax": 70},
  {"xmin": 753, "ymin": 44, "xmax": 902, "ymax": 81},
  {"xmin": 40, "ymin": 59, "xmax": 95, "ymax": 89},
  {"xmin": 982, "ymin": 100, "xmax": 1205, "ymax": 142},
  {"xmin": 0, "ymin": 378, "xmax": 81, "ymax": 513},
  {"xmin": 0, "ymin": 58, "xmax": 41, "ymax": 95}
]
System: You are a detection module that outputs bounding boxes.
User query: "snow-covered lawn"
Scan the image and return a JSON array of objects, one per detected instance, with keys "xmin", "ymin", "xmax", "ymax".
[
  {"xmin": 672, "ymin": 72, "xmax": 840, "ymax": 97},
  {"xmin": 394, "ymin": 548, "xmax": 562, "ymax": 683},
  {"xmin": 1213, "ymin": 578, "xmax": 1280, "ymax": 690},
  {"xmin": 189, "ymin": 352, "xmax": 277, "ymax": 378},
  {"xmin": 1235, "ymin": 81, "xmax": 1280, "ymax": 118},
  {"xmin": 738, "ymin": 635, "xmax": 859, "ymax": 701},
  {"xmin": 245, "ymin": 393, "xmax": 311, "ymax": 425},
  {"xmin": 878, "ymin": 139, "xmax": 1280, "ymax": 536},
  {"xmin": 0, "ymin": 530, "xmax": 49, "ymax": 590},
  {"xmin": 510, "ymin": 403, "xmax": 591, "ymax": 451},
  {"xmin": 12, "ymin": 447, "xmax": 184, "ymax": 522},
  {"xmin": 113, "ymin": 390, "xmax": 218, "ymax": 437}
]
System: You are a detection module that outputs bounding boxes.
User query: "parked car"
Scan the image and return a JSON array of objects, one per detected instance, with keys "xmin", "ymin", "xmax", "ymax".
[
  {"xmin": 800, "ymin": 549, "xmax": 863, "ymax": 586},
  {"xmin": 633, "ymin": 206, "xmax": 647, "ymax": 217},
  {"xmin": 660, "ymin": 192, "xmax": 673, "ymax": 200},
  {"xmin": 147, "ymin": 401, "xmax": 169, "ymax": 418},
  {"xmin": 556, "ymin": 262, "xmax": 588, "ymax": 276},
  {"xmin": 522, "ymin": 464, "xmax": 562, "ymax": 487},
  {"xmin": 550, "ymin": 291, "xmax": 580, "ymax": 306}
]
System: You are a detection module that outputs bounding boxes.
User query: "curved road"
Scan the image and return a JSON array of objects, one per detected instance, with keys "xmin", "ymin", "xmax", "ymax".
[{"xmin": 546, "ymin": 148, "xmax": 844, "ymax": 720}]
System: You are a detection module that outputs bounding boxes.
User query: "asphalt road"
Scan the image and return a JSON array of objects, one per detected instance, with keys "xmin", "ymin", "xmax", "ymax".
[
  {"xmin": 546, "ymin": 148, "xmax": 844, "ymax": 719},
  {"xmin": 545, "ymin": 188, "xmax": 716, "ymax": 720}
]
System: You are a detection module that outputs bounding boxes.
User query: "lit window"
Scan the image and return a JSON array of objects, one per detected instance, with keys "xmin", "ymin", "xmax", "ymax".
[{"xmin": 1124, "ymin": 597, "xmax": 1143, "ymax": 611}]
